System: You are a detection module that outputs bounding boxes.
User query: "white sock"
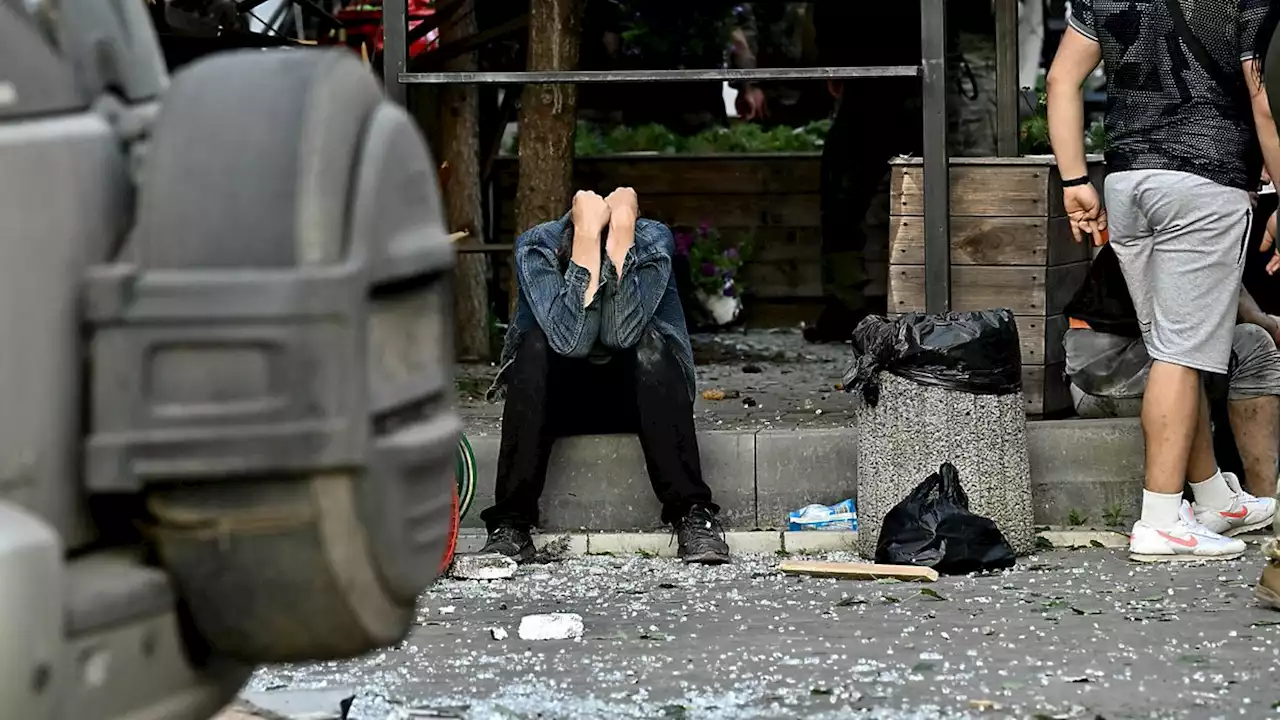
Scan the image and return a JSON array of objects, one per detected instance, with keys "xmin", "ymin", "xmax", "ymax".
[
  {"xmin": 1141, "ymin": 489, "xmax": 1184, "ymax": 530},
  {"xmin": 1189, "ymin": 470, "xmax": 1235, "ymax": 511}
]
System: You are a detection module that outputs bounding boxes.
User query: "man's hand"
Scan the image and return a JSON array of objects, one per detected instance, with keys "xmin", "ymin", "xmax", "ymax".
[
  {"xmin": 605, "ymin": 187, "xmax": 638, "ymax": 224},
  {"xmin": 736, "ymin": 87, "xmax": 768, "ymax": 121},
  {"xmin": 1064, "ymin": 184, "xmax": 1108, "ymax": 246},
  {"xmin": 572, "ymin": 190, "xmax": 611, "ymax": 237}
]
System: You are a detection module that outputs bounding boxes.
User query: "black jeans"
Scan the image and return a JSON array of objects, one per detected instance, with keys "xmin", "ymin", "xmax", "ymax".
[{"xmin": 480, "ymin": 326, "xmax": 718, "ymax": 531}]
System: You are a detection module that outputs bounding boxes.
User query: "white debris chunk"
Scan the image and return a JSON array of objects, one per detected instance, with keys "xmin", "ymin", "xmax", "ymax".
[
  {"xmin": 517, "ymin": 613, "xmax": 584, "ymax": 641},
  {"xmin": 490, "ymin": 627, "xmax": 509, "ymax": 641},
  {"xmin": 450, "ymin": 553, "xmax": 518, "ymax": 581}
]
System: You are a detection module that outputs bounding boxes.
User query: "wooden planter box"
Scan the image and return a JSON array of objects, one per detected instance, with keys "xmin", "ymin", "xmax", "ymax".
[
  {"xmin": 888, "ymin": 156, "xmax": 1106, "ymax": 417},
  {"xmin": 493, "ymin": 153, "xmax": 888, "ymax": 326}
]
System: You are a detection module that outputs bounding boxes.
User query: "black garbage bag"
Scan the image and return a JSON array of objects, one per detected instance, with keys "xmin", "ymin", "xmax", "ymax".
[
  {"xmin": 875, "ymin": 463, "xmax": 1017, "ymax": 574},
  {"xmin": 843, "ymin": 309, "xmax": 1022, "ymax": 406}
]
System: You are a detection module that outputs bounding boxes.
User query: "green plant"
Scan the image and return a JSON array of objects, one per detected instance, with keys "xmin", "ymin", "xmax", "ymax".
[
  {"xmin": 1066, "ymin": 509, "xmax": 1089, "ymax": 527},
  {"xmin": 1019, "ymin": 89, "xmax": 1108, "ymax": 155},
  {"xmin": 505, "ymin": 120, "xmax": 831, "ymax": 157},
  {"xmin": 674, "ymin": 223, "xmax": 753, "ymax": 299},
  {"xmin": 1101, "ymin": 503, "xmax": 1127, "ymax": 527}
]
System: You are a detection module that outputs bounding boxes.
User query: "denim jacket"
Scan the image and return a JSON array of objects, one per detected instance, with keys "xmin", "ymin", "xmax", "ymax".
[{"xmin": 489, "ymin": 214, "xmax": 696, "ymax": 401}]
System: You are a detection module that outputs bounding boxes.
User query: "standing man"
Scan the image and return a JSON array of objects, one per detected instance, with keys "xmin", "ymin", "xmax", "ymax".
[
  {"xmin": 479, "ymin": 188, "xmax": 731, "ymax": 566},
  {"xmin": 1047, "ymin": 0, "xmax": 1279, "ymax": 561}
]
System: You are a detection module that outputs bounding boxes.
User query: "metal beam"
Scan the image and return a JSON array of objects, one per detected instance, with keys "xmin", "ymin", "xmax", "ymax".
[
  {"xmin": 921, "ymin": 0, "xmax": 951, "ymax": 313},
  {"xmin": 382, "ymin": 0, "xmax": 407, "ymax": 105},
  {"xmin": 400, "ymin": 66, "xmax": 921, "ymax": 85},
  {"xmin": 995, "ymin": 0, "xmax": 1020, "ymax": 156}
]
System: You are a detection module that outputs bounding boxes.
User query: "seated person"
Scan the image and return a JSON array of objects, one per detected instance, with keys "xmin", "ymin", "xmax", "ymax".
[
  {"xmin": 479, "ymin": 188, "xmax": 731, "ymax": 565},
  {"xmin": 1064, "ymin": 244, "xmax": 1279, "ymax": 534}
]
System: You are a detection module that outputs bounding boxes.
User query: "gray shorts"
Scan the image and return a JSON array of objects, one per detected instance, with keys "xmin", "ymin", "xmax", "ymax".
[
  {"xmin": 1068, "ymin": 323, "xmax": 1280, "ymax": 419},
  {"xmin": 1105, "ymin": 170, "xmax": 1253, "ymax": 374}
]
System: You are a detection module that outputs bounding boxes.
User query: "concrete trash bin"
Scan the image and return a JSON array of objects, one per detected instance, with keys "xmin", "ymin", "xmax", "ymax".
[{"xmin": 856, "ymin": 371, "xmax": 1034, "ymax": 558}]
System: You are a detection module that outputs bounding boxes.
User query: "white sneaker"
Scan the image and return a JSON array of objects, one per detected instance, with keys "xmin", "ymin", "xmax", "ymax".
[
  {"xmin": 1129, "ymin": 502, "xmax": 1247, "ymax": 563},
  {"xmin": 1193, "ymin": 472, "xmax": 1277, "ymax": 537}
]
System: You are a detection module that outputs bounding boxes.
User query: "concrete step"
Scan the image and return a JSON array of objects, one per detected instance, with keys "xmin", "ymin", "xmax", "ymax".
[{"xmin": 460, "ymin": 417, "xmax": 1147, "ymax": 531}]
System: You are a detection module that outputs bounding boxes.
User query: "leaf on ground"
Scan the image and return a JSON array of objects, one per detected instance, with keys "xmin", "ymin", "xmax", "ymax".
[
  {"xmin": 1070, "ymin": 606, "xmax": 1103, "ymax": 616},
  {"xmin": 810, "ymin": 687, "xmax": 833, "ymax": 696},
  {"xmin": 1178, "ymin": 654, "xmax": 1209, "ymax": 666},
  {"xmin": 912, "ymin": 662, "xmax": 936, "ymax": 673},
  {"xmin": 875, "ymin": 578, "xmax": 904, "ymax": 585},
  {"xmin": 1034, "ymin": 536, "xmax": 1055, "ymax": 550},
  {"xmin": 920, "ymin": 588, "xmax": 948, "ymax": 601},
  {"xmin": 1251, "ymin": 619, "xmax": 1280, "ymax": 627},
  {"xmin": 1042, "ymin": 599, "xmax": 1068, "ymax": 610},
  {"xmin": 661, "ymin": 704, "xmax": 689, "ymax": 719},
  {"xmin": 881, "ymin": 595, "xmax": 902, "ymax": 604},
  {"xmin": 836, "ymin": 596, "xmax": 868, "ymax": 607},
  {"xmin": 1089, "ymin": 540, "xmax": 1105, "ymax": 548}
]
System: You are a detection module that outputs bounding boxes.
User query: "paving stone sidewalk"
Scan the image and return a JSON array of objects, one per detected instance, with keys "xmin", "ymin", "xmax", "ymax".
[{"xmin": 240, "ymin": 548, "xmax": 1280, "ymax": 720}]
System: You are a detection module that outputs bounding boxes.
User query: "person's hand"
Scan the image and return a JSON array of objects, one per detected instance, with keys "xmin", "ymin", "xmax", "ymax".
[
  {"xmin": 571, "ymin": 190, "xmax": 611, "ymax": 236},
  {"xmin": 1064, "ymin": 183, "xmax": 1108, "ymax": 246},
  {"xmin": 735, "ymin": 86, "xmax": 768, "ymax": 121},
  {"xmin": 604, "ymin": 186, "xmax": 638, "ymax": 226},
  {"xmin": 1260, "ymin": 211, "xmax": 1280, "ymax": 275}
]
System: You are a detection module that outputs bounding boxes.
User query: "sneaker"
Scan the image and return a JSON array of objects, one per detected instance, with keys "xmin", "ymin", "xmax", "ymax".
[
  {"xmin": 480, "ymin": 525, "xmax": 536, "ymax": 563},
  {"xmin": 1128, "ymin": 502, "xmax": 1246, "ymax": 563},
  {"xmin": 1193, "ymin": 472, "xmax": 1277, "ymax": 536},
  {"xmin": 1256, "ymin": 560, "xmax": 1280, "ymax": 610},
  {"xmin": 674, "ymin": 506, "xmax": 731, "ymax": 565}
]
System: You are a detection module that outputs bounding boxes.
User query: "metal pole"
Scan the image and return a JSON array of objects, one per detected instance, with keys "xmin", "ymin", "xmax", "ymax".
[
  {"xmin": 921, "ymin": 0, "xmax": 951, "ymax": 313},
  {"xmin": 382, "ymin": 0, "xmax": 407, "ymax": 105},
  {"xmin": 399, "ymin": 66, "xmax": 921, "ymax": 84},
  {"xmin": 995, "ymin": 0, "xmax": 1020, "ymax": 156}
]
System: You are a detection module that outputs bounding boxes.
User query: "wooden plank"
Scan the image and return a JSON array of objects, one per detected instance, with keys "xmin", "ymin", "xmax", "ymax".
[
  {"xmin": 778, "ymin": 560, "xmax": 939, "ymax": 583},
  {"xmin": 889, "ymin": 216, "xmax": 1085, "ymax": 266},
  {"xmin": 889, "ymin": 262, "xmax": 1089, "ymax": 316},
  {"xmin": 498, "ymin": 193, "xmax": 820, "ymax": 234},
  {"xmin": 494, "ymin": 154, "xmax": 823, "ymax": 196},
  {"xmin": 892, "ymin": 165, "xmax": 1052, "ymax": 217},
  {"xmin": 742, "ymin": 258, "xmax": 822, "ymax": 298},
  {"xmin": 890, "ymin": 159, "xmax": 1107, "ymax": 218},
  {"xmin": 1023, "ymin": 362, "xmax": 1070, "ymax": 417},
  {"xmin": 1017, "ymin": 314, "xmax": 1068, "ymax": 366}
]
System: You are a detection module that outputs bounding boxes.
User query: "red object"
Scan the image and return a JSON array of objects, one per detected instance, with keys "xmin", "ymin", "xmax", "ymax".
[
  {"xmin": 328, "ymin": 0, "xmax": 438, "ymax": 62},
  {"xmin": 438, "ymin": 481, "xmax": 460, "ymax": 575}
]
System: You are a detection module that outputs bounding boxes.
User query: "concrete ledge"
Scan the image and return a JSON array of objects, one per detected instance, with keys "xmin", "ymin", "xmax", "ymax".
[
  {"xmin": 461, "ymin": 418, "xmax": 1147, "ymax": 531},
  {"xmin": 453, "ymin": 529, "xmax": 1137, "ymax": 559}
]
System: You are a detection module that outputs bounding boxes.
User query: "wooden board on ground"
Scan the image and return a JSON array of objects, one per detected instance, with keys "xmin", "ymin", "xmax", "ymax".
[{"xmin": 778, "ymin": 560, "xmax": 939, "ymax": 583}]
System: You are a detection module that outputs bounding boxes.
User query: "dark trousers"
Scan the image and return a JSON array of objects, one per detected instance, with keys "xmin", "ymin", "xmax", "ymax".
[
  {"xmin": 480, "ymin": 326, "xmax": 717, "ymax": 531},
  {"xmin": 819, "ymin": 80, "xmax": 923, "ymax": 314}
]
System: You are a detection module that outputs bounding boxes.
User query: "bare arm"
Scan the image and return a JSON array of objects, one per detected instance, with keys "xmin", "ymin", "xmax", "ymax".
[
  {"xmin": 1046, "ymin": 27, "xmax": 1102, "ymax": 182},
  {"xmin": 1245, "ymin": 60, "xmax": 1280, "ymax": 199}
]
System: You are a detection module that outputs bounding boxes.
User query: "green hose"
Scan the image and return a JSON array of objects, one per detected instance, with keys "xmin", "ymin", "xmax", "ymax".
[{"xmin": 454, "ymin": 433, "xmax": 477, "ymax": 520}]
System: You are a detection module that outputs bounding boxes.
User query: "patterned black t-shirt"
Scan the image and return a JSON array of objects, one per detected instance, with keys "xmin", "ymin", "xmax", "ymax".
[{"xmin": 1070, "ymin": 0, "xmax": 1269, "ymax": 190}]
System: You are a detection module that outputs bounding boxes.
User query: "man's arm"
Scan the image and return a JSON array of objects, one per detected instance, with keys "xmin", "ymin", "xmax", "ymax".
[
  {"xmin": 1046, "ymin": 22, "xmax": 1106, "ymax": 244},
  {"xmin": 1239, "ymin": 286, "xmax": 1280, "ymax": 341},
  {"xmin": 599, "ymin": 215, "xmax": 674, "ymax": 350},
  {"xmin": 516, "ymin": 194, "xmax": 610, "ymax": 358}
]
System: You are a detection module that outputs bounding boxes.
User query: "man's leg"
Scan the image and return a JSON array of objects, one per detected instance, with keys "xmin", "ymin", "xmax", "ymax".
[
  {"xmin": 627, "ymin": 327, "xmax": 729, "ymax": 564},
  {"xmin": 1108, "ymin": 170, "xmax": 1249, "ymax": 561},
  {"xmin": 478, "ymin": 329, "xmax": 558, "ymax": 561},
  {"xmin": 1227, "ymin": 323, "xmax": 1280, "ymax": 498}
]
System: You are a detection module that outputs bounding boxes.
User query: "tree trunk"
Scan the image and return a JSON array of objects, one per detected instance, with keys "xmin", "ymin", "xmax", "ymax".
[
  {"xmin": 514, "ymin": 0, "xmax": 582, "ymax": 294},
  {"xmin": 438, "ymin": 1, "xmax": 491, "ymax": 361}
]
